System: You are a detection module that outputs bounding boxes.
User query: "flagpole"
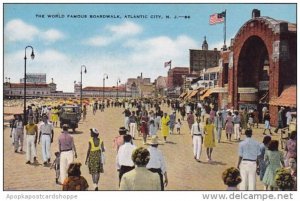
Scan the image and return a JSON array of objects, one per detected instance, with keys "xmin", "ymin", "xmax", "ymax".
[
  {"xmin": 169, "ymin": 60, "xmax": 172, "ymax": 70},
  {"xmin": 223, "ymin": 9, "xmax": 227, "ymax": 49}
]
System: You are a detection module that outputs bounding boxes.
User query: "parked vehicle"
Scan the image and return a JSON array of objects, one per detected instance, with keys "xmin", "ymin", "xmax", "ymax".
[{"xmin": 59, "ymin": 105, "xmax": 81, "ymax": 132}]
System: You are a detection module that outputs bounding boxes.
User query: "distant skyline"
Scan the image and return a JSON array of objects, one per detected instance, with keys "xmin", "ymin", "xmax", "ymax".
[{"xmin": 3, "ymin": 3, "xmax": 296, "ymax": 92}]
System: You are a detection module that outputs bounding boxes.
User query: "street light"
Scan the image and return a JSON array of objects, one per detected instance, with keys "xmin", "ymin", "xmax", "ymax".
[
  {"xmin": 116, "ymin": 78, "xmax": 121, "ymax": 99},
  {"xmin": 24, "ymin": 46, "xmax": 35, "ymax": 125},
  {"xmin": 80, "ymin": 65, "xmax": 87, "ymax": 110},
  {"xmin": 102, "ymin": 73, "xmax": 108, "ymax": 99},
  {"xmin": 124, "ymin": 82, "xmax": 127, "ymax": 99}
]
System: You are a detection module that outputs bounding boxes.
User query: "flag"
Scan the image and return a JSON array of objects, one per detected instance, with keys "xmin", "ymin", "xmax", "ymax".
[
  {"xmin": 164, "ymin": 60, "xmax": 171, "ymax": 68},
  {"xmin": 209, "ymin": 11, "xmax": 226, "ymax": 25}
]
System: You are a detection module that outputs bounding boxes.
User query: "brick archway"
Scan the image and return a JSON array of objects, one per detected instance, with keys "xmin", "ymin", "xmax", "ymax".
[{"xmin": 228, "ymin": 17, "xmax": 288, "ymax": 125}]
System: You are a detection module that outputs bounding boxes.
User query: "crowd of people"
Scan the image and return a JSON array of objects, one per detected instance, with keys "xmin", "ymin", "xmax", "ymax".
[{"xmin": 6, "ymin": 97, "xmax": 297, "ymax": 191}]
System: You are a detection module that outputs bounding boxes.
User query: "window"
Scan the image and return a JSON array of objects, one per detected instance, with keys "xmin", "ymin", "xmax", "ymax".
[{"xmin": 204, "ymin": 74, "xmax": 209, "ymax": 80}]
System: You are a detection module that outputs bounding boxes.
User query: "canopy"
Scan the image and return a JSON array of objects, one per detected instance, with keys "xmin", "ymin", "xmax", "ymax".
[
  {"xmin": 200, "ymin": 89, "xmax": 213, "ymax": 100},
  {"xmin": 186, "ymin": 90, "xmax": 198, "ymax": 99},
  {"xmin": 269, "ymin": 85, "xmax": 296, "ymax": 108},
  {"xmin": 179, "ymin": 92, "xmax": 187, "ymax": 98}
]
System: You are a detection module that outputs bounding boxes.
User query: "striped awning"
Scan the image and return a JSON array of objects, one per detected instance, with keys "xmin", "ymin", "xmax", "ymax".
[
  {"xmin": 187, "ymin": 90, "xmax": 198, "ymax": 99},
  {"xmin": 200, "ymin": 88, "xmax": 213, "ymax": 100},
  {"xmin": 269, "ymin": 85, "xmax": 296, "ymax": 108},
  {"xmin": 179, "ymin": 92, "xmax": 187, "ymax": 98}
]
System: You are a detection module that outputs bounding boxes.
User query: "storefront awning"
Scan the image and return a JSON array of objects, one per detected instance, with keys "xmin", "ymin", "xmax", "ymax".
[
  {"xmin": 198, "ymin": 88, "xmax": 208, "ymax": 96},
  {"xmin": 188, "ymin": 90, "xmax": 198, "ymax": 99},
  {"xmin": 179, "ymin": 92, "xmax": 187, "ymax": 98},
  {"xmin": 200, "ymin": 88, "xmax": 212, "ymax": 100},
  {"xmin": 269, "ymin": 85, "xmax": 296, "ymax": 108},
  {"xmin": 184, "ymin": 91, "xmax": 193, "ymax": 100}
]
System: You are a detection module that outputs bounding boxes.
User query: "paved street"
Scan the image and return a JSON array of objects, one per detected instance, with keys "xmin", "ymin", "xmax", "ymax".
[{"xmin": 3, "ymin": 105, "xmax": 281, "ymax": 191}]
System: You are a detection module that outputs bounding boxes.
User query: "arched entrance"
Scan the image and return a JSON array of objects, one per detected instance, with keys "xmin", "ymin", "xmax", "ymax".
[
  {"xmin": 237, "ymin": 36, "xmax": 270, "ymax": 119},
  {"xmin": 220, "ymin": 10, "xmax": 296, "ymax": 126}
]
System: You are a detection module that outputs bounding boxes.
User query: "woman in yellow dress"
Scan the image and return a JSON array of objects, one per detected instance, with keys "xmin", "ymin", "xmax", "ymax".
[
  {"xmin": 204, "ymin": 118, "xmax": 216, "ymax": 162},
  {"xmin": 161, "ymin": 113, "xmax": 170, "ymax": 143},
  {"xmin": 51, "ymin": 106, "xmax": 59, "ymax": 127}
]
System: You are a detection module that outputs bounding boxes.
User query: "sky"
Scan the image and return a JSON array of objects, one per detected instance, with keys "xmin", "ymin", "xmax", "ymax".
[{"xmin": 3, "ymin": 3, "xmax": 296, "ymax": 92}]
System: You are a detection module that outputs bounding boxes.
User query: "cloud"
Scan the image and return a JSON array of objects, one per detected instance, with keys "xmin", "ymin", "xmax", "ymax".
[
  {"xmin": 4, "ymin": 19, "xmax": 39, "ymax": 42},
  {"xmin": 107, "ymin": 21, "xmax": 142, "ymax": 37},
  {"xmin": 41, "ymin": 29, "xmax": 65, "ymax": 43},
  {"xmin": 83, "ymin": 21, "xmax": 143, "ymax": 47},
  {"xmin": 4, "ymin": 19, "xmax": 65, "ymax": 43}
]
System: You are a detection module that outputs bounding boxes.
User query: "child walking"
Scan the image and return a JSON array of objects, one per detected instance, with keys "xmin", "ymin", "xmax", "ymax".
[
  {"xmin": 175, "ymin": 119, "xmax": 182, "ymax": 134},
  {"xmin": 149, "ymin": 119, "xmax": 157, "ymax": 137},
  {"xmin": 50, "ymin": 152, "xmax": 60, "ymax": 184}
]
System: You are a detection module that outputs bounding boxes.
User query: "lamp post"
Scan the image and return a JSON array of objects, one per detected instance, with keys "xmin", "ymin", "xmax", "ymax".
[
  {"xmin": 124, "ymin": 82, "xmax": 127, "ymax": 99},
  {"xmin": 116, "ymin": 78, "xmax": 121, "ymax": 99},
  {"xmin": 24, "ymin": 46, "xmax": 35, "ymax": 124},
  {"xmin": 102, "ymin": 74, "xmax": 108, "ymax": 99},
  {"xmin": 80, "ymin": 65, "xmax": 87, "ymax": 110}
]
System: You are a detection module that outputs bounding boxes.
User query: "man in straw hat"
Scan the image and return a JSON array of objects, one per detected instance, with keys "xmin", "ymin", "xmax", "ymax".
[
  {"xmin": 120, "ymin": 147, "xmax": 161, "ymax": 190},
  {"xmin": 58, "ymin": 124, "xmax": 77, "ymax": 184},
  {"xmin": 146, "ymin": 136, "xmax": 168, "ymax": 190}
]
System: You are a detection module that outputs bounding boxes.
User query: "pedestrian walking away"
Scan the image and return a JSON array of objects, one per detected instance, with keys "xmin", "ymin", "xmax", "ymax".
[
  {"xmin": 85, "ymin": 128, "xmax": 105, "ymax": 191},
  {"xmin": 204, "ymin": 118, "xmax": 216, "ymax": 162},
  {"xmin": 113, "ymin": 127, "xmax": 127, "ymax": 151},
  {"xmin": 225, "ymin": 111, "xmax": 234, "ymax": 141},
  {"xmin": 161, "ymin": 113, "xmax": 170, "ymax": 143},
  {"xmin": 50, "ymin": 152, "xmax": 61, "ymax": 184},
  {"xmin": 120, "ymin": 147, "xmax": 161, "ymax": 190},
  {"xmin": 146, "ymin": 136, "xmax": 168, "ymax": 190},
  {"xmin": 116, "ymin": 134, "xmax": 136, "ymax": 185},
  {"xmin": 237, "ymin": 129, "xmax": 261, "ymax": 190},
  {"xmin": 62, "ymin": 162, "xmax": 89, "ymax": 191},
  {"xmin": 262, "ymin": 140, "xmax": 285, "ymax": 190},
  {"xmin": 58, "ymin": 124, "xmax": 77, "ymax": 184}
]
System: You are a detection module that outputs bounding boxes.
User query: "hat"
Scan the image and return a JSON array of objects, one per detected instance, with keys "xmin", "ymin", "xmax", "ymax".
[
  {"xmin": 150, "ymin": 136, "xmax": 159, "ymax": 145},
  {"xmin": 90, "ymin": 128, "xmax": 99, "ymax": 134},
  {"xmin": 62, "ymin": 124, "xmax": 69, "ymax": 128},
  {"xmin": 119, "ymin": 127, "xmax": 128, "ymax": 132}
]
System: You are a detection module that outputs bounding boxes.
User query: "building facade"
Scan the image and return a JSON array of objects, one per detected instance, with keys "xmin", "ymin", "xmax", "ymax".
[
  {"xmin": 167, "ymin": 67, "xmax": 190, "ymax": 89},
  {"xmin": 20, "ymin": 73, "xmax": 47, "ymax": 84},
  {"xmin": 189, "ymin": 37, "xmax": 221, "ymax": 73},
  {"xmin": 218, "ymin": 9, "xmax": 296, "ymax": 125}
]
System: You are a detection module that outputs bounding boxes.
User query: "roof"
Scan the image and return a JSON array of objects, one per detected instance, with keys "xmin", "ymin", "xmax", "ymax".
[
  {"xmin": 5, "ymin": 83, "xmax": 49, "ymax": 88},
  {"xmin": 269, "ymin": 85, "xmax": 296, "ymax": 107},
  {"xmin": 83, "ymin": 86, "xmax": 125, "ymax": 91},
  {"xmin": 186, "ymin": 90, "xmax": 198, "ymax": 99},
  {"xmin": 235, "ymin": 16, "xmax": 296, "ymax": 41}
]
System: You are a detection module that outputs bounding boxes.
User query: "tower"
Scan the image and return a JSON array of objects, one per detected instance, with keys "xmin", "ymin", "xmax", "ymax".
[{"xmin": 202, "ymin": 36, "xmax": 208, "ymax": 50}]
